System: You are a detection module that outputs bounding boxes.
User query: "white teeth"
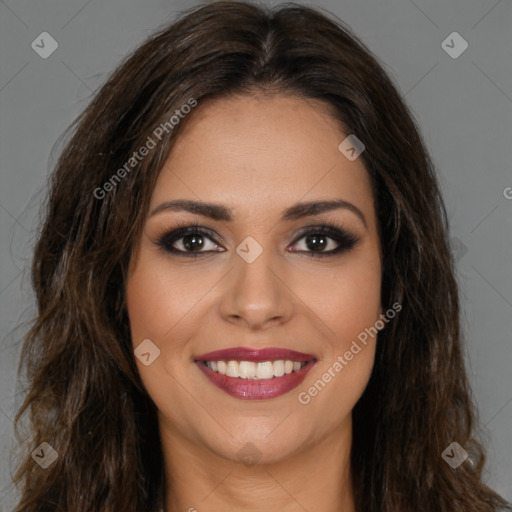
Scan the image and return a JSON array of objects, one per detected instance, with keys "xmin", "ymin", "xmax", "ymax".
[
  {"xmin": 204, "ymin": 359, "xmax": 308, "ymax": 379},
  {"xmin": 226, "ymin": 361, "xmax": 239, "ymax": 378},
  {"xmin": 273, "ymin": 360, "xmax": 285, "ymax": 377},
  {"xmin": 217, "ymin": 361, "xmax": 227, "ymax": 375},
  {"xmin": 239, "ymin": 361, "xmax": 256, "ymax": 379},
  {"xmin": 257, "ymin": 361, "xmax": 274, "ymax": 379}
]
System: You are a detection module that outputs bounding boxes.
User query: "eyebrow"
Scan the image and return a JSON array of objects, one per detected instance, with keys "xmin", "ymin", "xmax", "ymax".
[{"xmin": 149, "ymin": 198, "xmax": 367, "ymax": 227}]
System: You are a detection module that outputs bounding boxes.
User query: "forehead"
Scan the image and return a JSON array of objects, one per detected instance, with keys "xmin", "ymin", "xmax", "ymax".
[{"xmin": 151, "ymin": 93, "xmax": 374, "ymax": 221}]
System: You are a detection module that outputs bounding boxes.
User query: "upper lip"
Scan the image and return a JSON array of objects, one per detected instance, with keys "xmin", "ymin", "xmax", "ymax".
[{"xmin": 194, "ymin": 347, "xmax": 316, "ymax": 363}]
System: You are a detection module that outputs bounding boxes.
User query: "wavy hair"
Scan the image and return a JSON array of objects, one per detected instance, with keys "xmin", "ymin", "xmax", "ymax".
[{"xmin": 12, "ymin": 1, "xmax": 510, "ymax": 511}]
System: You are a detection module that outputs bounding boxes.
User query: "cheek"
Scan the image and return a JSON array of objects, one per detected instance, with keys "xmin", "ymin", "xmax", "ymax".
[
  {"xmin": 125, "ymin": 262, "xmax": 199, "ymax": 422},
  {"xmin": 295, "ymin": 270, "xmax": 379, "ymax": 429},
  {"xmin": 125, "ymin": 260, "xmax": 187, "ymax": 396},
  {"xmin": 293, "ymin": 255, "xmax": 381, "ymax": 413},
  {"xmin": 295, "ymin": 254, "xmax": 382, "ymax": 343},
  {"xmin": 125, "ymin": 257, "xmax": 219, "ymax": 399},
  {"xmin": 125, "ymin": 257, "xmax": 206, "ymax": 344}
]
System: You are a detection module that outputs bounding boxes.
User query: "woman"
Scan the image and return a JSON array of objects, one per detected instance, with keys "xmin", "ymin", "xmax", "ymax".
[{"xmin": 12, "ymin": 1, "xmax": 510, "ymax": 511}]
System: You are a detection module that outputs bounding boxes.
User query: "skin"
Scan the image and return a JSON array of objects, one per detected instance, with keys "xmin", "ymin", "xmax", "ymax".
[{"xmin": 126, "ymin": 93, "xmax": 383, "ymax": 512}]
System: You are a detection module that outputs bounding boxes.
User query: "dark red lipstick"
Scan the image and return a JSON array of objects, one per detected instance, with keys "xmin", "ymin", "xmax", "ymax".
[{"xmin": 194, "ymin": 347, "xmax": 317, "ymax": 400}]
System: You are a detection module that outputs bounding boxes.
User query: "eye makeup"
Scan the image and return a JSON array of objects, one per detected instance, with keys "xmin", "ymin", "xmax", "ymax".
[{"xmin": 151, "ymin": 219, "xmax": 359, "ymax": 259}]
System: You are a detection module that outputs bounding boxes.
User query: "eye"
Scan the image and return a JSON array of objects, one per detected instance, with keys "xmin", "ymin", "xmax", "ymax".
[
  {"xmin": 154, "ymin": 222, "xmax": 224, "ymax": 258},
  {"xmin": 289, "ymin": 224, "xmax": 359, "ymax": 258}
]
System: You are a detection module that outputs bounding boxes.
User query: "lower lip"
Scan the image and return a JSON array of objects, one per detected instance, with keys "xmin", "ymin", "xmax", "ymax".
[{"xmin": 195, "ymin": 360, "xmax": 316, "ymax": 400}]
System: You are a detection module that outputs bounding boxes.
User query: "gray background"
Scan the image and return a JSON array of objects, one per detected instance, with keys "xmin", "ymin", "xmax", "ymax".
[{"xmin": 0, "ymin": 0, "xmax": 511, "ymax": 509}]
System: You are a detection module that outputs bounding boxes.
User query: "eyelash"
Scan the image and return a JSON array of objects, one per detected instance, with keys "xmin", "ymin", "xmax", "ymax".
[{"xmin": 153, "ymin": 220, "xmax": 359, "ymax": 259}]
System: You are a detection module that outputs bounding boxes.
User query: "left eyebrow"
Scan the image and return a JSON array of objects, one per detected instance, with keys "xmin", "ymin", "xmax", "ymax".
[{"xmin": 149, "ymin": 198, "xmax": 367, "ymax": 228}]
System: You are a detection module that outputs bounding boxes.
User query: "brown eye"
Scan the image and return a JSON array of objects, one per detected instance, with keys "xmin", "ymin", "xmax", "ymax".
[
  {"xmin": 289, "ymin": 225, "xmax": 359, "ymax": 257},
  {"xmin": 155, "ymin": 225, "xmax": 224, "ymax": 257}
]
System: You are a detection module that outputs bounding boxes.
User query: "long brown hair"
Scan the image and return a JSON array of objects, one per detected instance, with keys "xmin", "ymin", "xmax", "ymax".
[{"xmin": 12, "ymin": 1, "xmax": 510, "ymax": 510}]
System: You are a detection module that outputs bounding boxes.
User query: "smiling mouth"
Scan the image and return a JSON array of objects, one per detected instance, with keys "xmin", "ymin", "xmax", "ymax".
[{"xmin": 193, "ymin": 347, "xmax": 317, "ymax": 400}]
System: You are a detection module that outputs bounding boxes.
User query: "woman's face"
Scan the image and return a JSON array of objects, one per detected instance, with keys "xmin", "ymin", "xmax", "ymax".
[{"xmin": 126, "ymin": 93, "xmax": 382, "ymax": 465}]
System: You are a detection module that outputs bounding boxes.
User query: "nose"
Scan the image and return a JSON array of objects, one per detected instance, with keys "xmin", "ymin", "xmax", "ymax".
[{"xmin": 218, "ymin": 247, "xmax": 294, "ymax": 331}]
